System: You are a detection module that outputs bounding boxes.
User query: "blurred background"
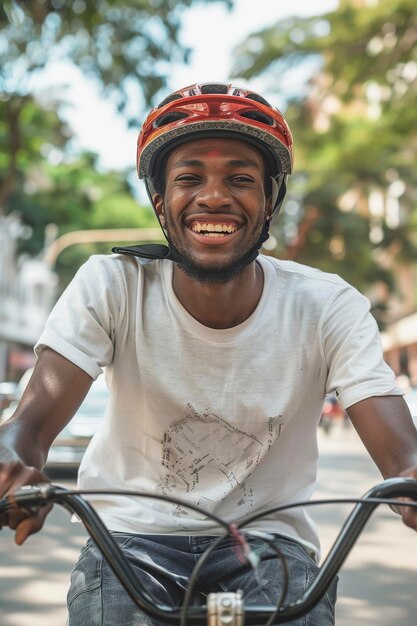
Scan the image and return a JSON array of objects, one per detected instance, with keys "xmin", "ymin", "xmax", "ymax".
[
  {"xmin": 0, "ymin": 0, "xmax": 416, "ymax": 393},
  {"xmin": 1, "ymin": 3, "xmax": 417, "ymax": 624}
]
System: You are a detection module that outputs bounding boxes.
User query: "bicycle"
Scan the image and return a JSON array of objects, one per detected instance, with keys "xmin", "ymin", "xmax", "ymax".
[{"xmin": 1, "ymin": 477, "xmax": 417, "ymax": 625}]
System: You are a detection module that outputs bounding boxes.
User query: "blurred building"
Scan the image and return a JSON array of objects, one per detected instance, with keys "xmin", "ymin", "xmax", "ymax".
[{"xmin": 0, "ymin": 213, "xmax": 57, "ymax": 381}]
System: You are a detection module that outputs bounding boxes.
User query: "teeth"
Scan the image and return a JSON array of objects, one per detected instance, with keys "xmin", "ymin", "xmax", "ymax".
[{"xmin": 190, "ymin": 222, "xmax": 238, "ymax": 234}]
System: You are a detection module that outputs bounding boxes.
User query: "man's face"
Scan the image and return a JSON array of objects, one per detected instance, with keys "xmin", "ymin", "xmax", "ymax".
[{"xmin": 153, "ymin": 137, "xmax": 271, "ymax": 283}]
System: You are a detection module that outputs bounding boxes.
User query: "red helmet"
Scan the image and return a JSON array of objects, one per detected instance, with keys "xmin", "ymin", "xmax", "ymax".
[
  {"xmin": 112, "ymin": 84, "xmax": 294, "ymax": 263},
  {"xmin": 137, "ymin": 83, "xmax": 293, "ymax": 213}
]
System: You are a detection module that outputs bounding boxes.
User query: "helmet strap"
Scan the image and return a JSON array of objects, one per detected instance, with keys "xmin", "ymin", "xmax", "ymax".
[
  {"xmin": 112, "ymin": 241, "xmax": 185, "ymax": 262},
  {"xmin": 259, "ymin": 217, "xmax": 271, "ymax": 247},
  {"xmin": 271, "ymin": 174, "xmax": 287, "ymax": 215}
]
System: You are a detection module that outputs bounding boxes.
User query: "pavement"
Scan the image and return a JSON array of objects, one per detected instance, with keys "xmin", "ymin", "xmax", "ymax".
[
  {"xmin": 0, "ymin": 424, "xmax": 415, "ymax": 625},
  {"xmin": 315, "ymin": 424, "xmax": 417, "ymax": 625}
]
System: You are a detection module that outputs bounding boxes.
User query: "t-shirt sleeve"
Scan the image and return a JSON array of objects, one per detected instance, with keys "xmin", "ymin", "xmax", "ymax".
[
  {"xmin": 35, "ymin": 256, "xmax": 124, "ymax": 379},
  {"xmin": 321, "ymin": 285, "xmax": 402, "ymax": 409}
]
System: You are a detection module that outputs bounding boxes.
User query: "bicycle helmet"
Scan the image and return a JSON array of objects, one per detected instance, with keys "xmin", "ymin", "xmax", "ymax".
[{"xmin": 113, "ymin": 83, "xmax": 294, "ymax": 263}]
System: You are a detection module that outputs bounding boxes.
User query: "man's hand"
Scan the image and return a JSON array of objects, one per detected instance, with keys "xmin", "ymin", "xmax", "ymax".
[
  {"xmin": 0, "ymin": 349, "xmax": 94, "ymax": 545},
  {"xmin": 0, "ymin": 460, "xmax": 52, "ymax": 545}
]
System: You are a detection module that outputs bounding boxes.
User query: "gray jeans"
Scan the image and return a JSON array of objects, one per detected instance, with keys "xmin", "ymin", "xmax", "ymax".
[{"xmin": 67, "ymin": 533, "xmax": 337, "ymax": 626}]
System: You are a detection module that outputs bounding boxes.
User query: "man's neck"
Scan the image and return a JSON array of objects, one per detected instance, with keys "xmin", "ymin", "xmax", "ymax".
[{"xmin": 172, "ymin": 261, "xmax": 264, "ymax": 329}]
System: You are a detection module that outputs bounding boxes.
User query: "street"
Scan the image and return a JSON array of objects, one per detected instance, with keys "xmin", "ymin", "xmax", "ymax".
[
  {"xmin": 0, "ymin": 425, "xmax": 416, "ymax": 625},
  {"xmin": 314, "ymin": 424, "xmax": 417, "ymax": 625}
]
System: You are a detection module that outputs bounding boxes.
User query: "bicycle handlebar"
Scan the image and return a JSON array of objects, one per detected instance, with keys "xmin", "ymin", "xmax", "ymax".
[{"xmin": 1, "ymin": 477, "xmax": 417, "ymax": 624}]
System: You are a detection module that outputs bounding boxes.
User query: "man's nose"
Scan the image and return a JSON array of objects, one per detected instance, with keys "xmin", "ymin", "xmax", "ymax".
[{"xmin": 196, "ymin": 179, "xmax": 232, "ymax": 210}]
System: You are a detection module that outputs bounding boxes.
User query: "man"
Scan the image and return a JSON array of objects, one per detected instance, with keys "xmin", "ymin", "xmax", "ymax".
[{"xmin": 1, "ymin": 83, "xmax": 417, "ymax": 625}]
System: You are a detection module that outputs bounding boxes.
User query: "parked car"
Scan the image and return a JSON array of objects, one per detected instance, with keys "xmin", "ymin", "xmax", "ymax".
[
  {"xmin": 1, "ymin": 371, "xmax": 108, "ymax": 474},
  {"xmin": 0, "ymin": 368, "xmax": 35, "ymax": 423},
  {"xmin": 46, "ymin": 375, "xmax": 109, "ymax": 473}
]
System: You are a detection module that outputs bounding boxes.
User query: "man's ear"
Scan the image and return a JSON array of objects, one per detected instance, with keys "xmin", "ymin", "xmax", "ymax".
[{"xmin": 153, "ymin": 193, "xmax": 166, "ymax": 227}]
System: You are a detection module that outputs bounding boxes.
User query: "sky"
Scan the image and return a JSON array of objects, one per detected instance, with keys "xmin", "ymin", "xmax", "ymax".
[{"xmin": 39, "ymin": 0, "xmax": 338, "ymax": 171}]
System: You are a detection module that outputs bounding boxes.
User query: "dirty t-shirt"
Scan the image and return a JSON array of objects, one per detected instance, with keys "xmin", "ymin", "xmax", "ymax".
[{"xmin": 35, "ymin": 254, "xmax": 401, "ymax": 556}]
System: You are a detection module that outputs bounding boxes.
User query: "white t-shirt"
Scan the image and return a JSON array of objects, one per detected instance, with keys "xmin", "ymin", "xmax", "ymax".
[{"xmin": 35, "ymin": 254, "xmax": 401, "ymax": 556}]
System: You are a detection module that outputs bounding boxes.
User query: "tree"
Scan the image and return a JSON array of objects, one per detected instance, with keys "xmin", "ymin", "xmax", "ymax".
[
  {"xmin": 1, "ymin": 0, "xmax": 231, "ymax": 112},
  {"xmin": 232, "ymin": 0, "xmax": 417, "ymax": 319},
  {"xmin": 0, "ymin": 95, "xmax": 69, "ymax": 208},
  {"xmin": 0, "ymin": 0, "xmax": 231, "ymax": 213},
  {"xmin": 0, "ymin": 0, "xmax": 232, "ymax": 284},
  {"xmin": 4, "ymin": 143, "xmax": 158, "ymax": 287}
]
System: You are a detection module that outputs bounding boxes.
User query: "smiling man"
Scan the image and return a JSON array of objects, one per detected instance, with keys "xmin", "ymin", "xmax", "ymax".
[
  {"xmin": 1, "ymin": 83, "xmax": 417, "ymax": 626},
  {"xmin": 152, "ymin": 137, "xmax": 271, "ymax": 328},
  {"xmin": 156, "ymin": 139, "xmax": 269, "ymax": 280}
]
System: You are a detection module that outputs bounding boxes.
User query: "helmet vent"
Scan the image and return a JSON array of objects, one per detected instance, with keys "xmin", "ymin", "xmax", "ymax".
[
  {"xmin": 157, "ymin": 93, "xmax": 183, "ymax": 109},
  {"xmin": 246, "ymin": 93, "xmax": 272, "ymax": 108},
  {"xmin": 241, "ymin": 111, "xmax": 274, "ymax": 126},
  {"xmin": 201, "ymin": 83, "xmax": 228, "ymax": 94},
  {"xmin": 153, "ymin": 112, "xmax": 188, "ymax": 128}
]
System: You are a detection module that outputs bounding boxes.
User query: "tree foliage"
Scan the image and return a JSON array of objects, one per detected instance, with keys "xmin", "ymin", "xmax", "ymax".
[
  {"xmin": 0, "ymin": 95, "xmax": 68, "ymax": 206},
  {"xmin": 233, "ymin": 0, "xmax": 417, "ymax": 318},
  {"xmin": 1, "ymin": 0, "xmax": 231, "ymax": 112},
  {"xmin": 0, "ymin": 0, "xmax": 231, "ymax": 283}
]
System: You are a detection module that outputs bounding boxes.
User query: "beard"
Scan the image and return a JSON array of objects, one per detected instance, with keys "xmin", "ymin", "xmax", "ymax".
[
  {"xmin": 164, "ymin": 218, "xmax": 269, "ymax": 285},
  {"xmin": 170, "ymin": 239, "xmax": 261, "ymax": 283}
]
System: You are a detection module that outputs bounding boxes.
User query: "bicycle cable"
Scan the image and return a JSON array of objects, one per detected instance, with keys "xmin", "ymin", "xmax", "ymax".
[{"xmin": 178, "ymin": 528, "xmax": 290, "ymax": 626}]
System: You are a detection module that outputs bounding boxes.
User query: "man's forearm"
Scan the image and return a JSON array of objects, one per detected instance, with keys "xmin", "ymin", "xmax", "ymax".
[
  {"xmin": 0, "ymin": 348, "xmax": 94, "ymax": 474},
  {"xmin": 347, "ymin": 395, "xmax": 417, "ymax": 478}
]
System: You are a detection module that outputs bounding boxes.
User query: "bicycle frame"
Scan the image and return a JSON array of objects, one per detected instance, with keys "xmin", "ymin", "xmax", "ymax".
[{"xmin": 1, "ymin": 477, "xmax": 417, "ymax": 624}]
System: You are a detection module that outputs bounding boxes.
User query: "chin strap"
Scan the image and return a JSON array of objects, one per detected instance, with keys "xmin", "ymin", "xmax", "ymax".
[{"xmin": 111, "ymin": 242, "xmax": 185, "ymax": 262}]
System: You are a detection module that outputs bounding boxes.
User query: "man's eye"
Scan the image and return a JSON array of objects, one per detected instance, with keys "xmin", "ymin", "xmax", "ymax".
[
  {"xmin": 176, "ymin": 175, "xmax": 199, "ymax": 182},
  {"xmin": 231, "ymin": 176, "xmax": 253, "ymax": 183}
]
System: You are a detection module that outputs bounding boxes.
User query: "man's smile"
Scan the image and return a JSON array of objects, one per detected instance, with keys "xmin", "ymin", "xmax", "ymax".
[{"xmin": 188, "ymin": 220, "xmax": 240, "ymax": 238}]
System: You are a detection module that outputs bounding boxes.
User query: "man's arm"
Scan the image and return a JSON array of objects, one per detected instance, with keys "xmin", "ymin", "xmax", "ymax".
[
  {"xmin": 0, "ymin": 347, "xmax": 93, "ymax": 544},
  {"xmin": 347, "ymin": 395, "xmax": 417, "ymax": 530}
]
